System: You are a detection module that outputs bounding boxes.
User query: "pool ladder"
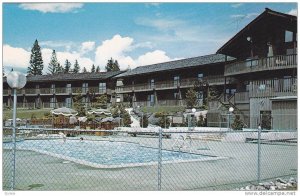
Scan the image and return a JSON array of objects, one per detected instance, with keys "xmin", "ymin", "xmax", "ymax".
[{"xmin": 172, "ymin": 135, "xmax": 193, "ymax": 153}]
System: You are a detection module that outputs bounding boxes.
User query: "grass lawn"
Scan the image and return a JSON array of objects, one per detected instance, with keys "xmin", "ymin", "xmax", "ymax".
[
  {"xmin": 141, "ymin": 106, "xmax": 185, "ymax": 114},
  {"xmin": 3, "ymin": 108, "xmax": 52, "ymax": 120}
]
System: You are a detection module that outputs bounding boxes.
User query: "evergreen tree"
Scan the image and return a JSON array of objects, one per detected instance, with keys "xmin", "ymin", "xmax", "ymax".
[
  {"xmin": 95, "ymin": 65, "xmax": 100, "ymax": 72},
  {"xmin": 56, "ymin": 63, "xmax": 63, "ymax": 73},
  {"xmin": 93, "ymin": 95, "xmax": 108, "ymax": 109},
  {"xmin": 106, "ymin": 58, "xmax": 120, "ymax": 72},
  {"xmin": 231, "ymin": 115, "xmax": 244, "ymax": 130},
  {"xmin": 28, "ymin": 39, "xmax": 44, "ymax": 75},
  {"xmin": 64, "ymin": 59, "xmax": 71, "ymax": 73},
  {"xmin": 91, "ymin": 64, "xmax": 95, "ymax": 73},
  {"xmin": 48, "ymin": 50, "xmax": 59, "ymax": 74},
  {"xmin": 185, "ymin": 88, "xmax": 198, "ymax": 108},
  {"xmin": 73, "ymin": 60, "xmax": 80, "ymax": 73},
  {"xmin": 82, "ymin": 67, "xmax": 87, "ymax": 73},
  {"xmin": 140, "ymin": 114, "xmax": 149, "ymax": 128},
  {"xmin": 73, "ymin": 94, "xmax": 86, "ymax": 116}
]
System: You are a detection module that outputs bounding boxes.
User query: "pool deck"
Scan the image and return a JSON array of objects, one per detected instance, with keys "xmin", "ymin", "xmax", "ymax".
[{"xmin": 2, "ymin": 136, "xmax": 298, "ymax": 191}]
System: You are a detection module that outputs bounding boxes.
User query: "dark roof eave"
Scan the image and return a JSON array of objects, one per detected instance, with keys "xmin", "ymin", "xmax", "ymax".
[
  {"xmin": 217, "ymin": 8, "xmax": 297, "ymax": 55},
  {"xmin": 114, "ymin": 54, "xmax": 235, "ymax": 78}
]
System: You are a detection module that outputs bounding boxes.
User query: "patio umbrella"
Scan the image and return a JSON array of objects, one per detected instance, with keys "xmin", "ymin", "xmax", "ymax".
[
  {"xmin": 87, "ymin": 108, "xmax": 111, "ymax": 116},
  {"xmin": 51, "ymin": 107, "xmax": 78, "ymax": 117},
  {"xmin": 69, "ymin": 116, "xmax": 78, "ymax": 124},
  {"xmin": 101, "ymin": 117, "xmax": 115, "ymax": 123}
]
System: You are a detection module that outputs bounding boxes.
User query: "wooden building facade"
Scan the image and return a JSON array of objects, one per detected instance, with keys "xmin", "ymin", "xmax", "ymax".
[
  {"xmin": 216, "ymin": 8, "xmax": 297, "ymax": 130},
  {"xmin": 114, "ymin": 54, "xmax": 236, "ymax": 108},
  {"xmin": 3, "ymin": 71, "xmax": 123, "ymax": 109}
]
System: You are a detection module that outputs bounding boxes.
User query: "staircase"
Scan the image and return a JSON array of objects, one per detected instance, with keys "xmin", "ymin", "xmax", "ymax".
[{"xmin": 207, "ymin": 92, "xmax": 250, "ymax": 128}]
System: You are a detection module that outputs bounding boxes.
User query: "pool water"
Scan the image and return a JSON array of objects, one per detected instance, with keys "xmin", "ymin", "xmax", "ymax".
[{"xmin": 3, "ymin": 140, "xmax": 218, "ymax": 168}]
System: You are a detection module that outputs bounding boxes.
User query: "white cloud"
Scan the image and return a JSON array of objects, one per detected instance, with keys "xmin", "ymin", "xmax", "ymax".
[
  {"xmin": 3, "ymin": 44, "xmax": 30, "ymax": 68},
  {"xmin": 3, "ymin": 44, "xmax": 95, "ymax": 74},
  {"xmin": 4, "ymin": 36, "xmax": 180, "ymax": 74},
  {"xmin": 135, "ymin": 18, "xmax": 184, "ymax": 31},
  {"xmin": 145, "ymin": 3, "xmax": 161, "ymax": 8},
  {"xmin": 230, "ymin": 13, "xmax": 259, "ymax": 19},
  {"xmin": 231, "ymin": 3, "xmax": 243, "ymax": 8},
  {"xmin": 19, "ymin": 3, "xmax": 83, "ymax": 13},
  {"xmin": 136, "ymin": 50, "xmax": 174, "ymax": 67},
  {"xmin": 287, "ymin": 9, "xmax": 297, "ymax": 16},
  {"xmin": 94, "ymin": 35, "xmax": 180, "ymax": 70},
  {"xmin": 95, "ymin": 35, "xmax": 136, "ymax": 70},
  {"xmin": 80, "ymin": 41, "xmax": 96, "ymax": 55},
  {"xmin": 40, "ymin": 40, "xmax": 75, "ymax": 51},
  {"xmin": 46, "ymin": 49, "xmax": 94, "ymax": 73}
]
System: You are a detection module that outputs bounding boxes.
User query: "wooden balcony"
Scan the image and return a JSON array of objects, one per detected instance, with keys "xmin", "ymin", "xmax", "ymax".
[
  {"xmin": 225, "ymin": 54, "xmax": 297, "ymax": 76},
  {"xmin": 116, "ymin": 75, "xmax": 225, "ymax": 93},
  {"xmin": 233, "ymin": 92, "xmax": 250, "ymax": 103},
  {"xmin": 134, "ymin": 99, "xmax": 187, "ymax": 107},
  {"xmin": 3, "ymin": 89, "xmax": 12, "ymax": 95},
  {"xmin": 5, "ymin": 86, "xmax": 111, "ymax": 96},
  {"xmin": 249, "ymin": 77, "xmax": 297, "ymax": 98}
]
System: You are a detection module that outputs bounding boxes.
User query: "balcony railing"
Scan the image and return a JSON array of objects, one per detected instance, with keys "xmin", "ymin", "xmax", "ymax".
[
  {"xmin": 5, "ymin": 87, "xmax": 110, "ymax": 95},
  {"xmin": 233, "ymin": 92, "xmax": 250, "ymax": 103},
  {"xmin": 225, "ymin": 54, "xmax": 297, "ymax": 76},
  {"xmin": 249, "ymin": 77, "xmax": 297, "ymax": 98},
  {"xmin": 116, "ymin": 75, "xmax": 225, "ymax": 93},
  {"xmin": 134, "ymin": 99, "xmax": 186, "ymax": 107}
]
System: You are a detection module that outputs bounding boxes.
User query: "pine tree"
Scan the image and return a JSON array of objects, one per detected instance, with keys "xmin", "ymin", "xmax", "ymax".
[
  {"xmin": 64, "ymin": 59, "xmax": 71, "ymax": 73},
  {"xmin": 106, "ymin": 58, "xmax": 120, "ymax": 72},
  {"xmin": 185, "ymin": 88, "xmax": 198, "ymax": 108},
  {"xmin": 73, "ymin": 60, "xmax": 80, "ymax": 73},
  {"xmin": 95, "ymin": 65, "xmax": 100, "ymax": 72},
  {"xmin": 114, "ymin": 60, "xmax": 120, "ymax": 71},
  {"xmin": 82, "ymin": 67, "xmax": 87, "ymax": 73},
  {"xmin": 28, "ymin": 39, "xmax": 44, "ymax": 75},
  {"xmin": 73, "ymin": 94, "xmax": 86, "ymax": 116},
  {"xmin": 56, "ymin": 63, "xmax": 63, "ymax": 73},
  {"xmin": 48, "ymin": 50, "xmax": 59, "ymax": 74},
  {"xmin": 91, "ymin": 64, "xmax": 95, "ymax": 73}
]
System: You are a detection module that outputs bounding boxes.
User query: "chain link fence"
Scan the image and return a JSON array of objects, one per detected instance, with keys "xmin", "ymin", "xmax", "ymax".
[{"xmin": 2, "ymin": 121, "xmax": 297, "ymax": 191}]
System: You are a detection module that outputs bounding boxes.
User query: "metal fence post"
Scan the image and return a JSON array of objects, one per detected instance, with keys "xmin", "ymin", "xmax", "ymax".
[
  {"xmin": 11, "ymin": 88, "xmax": 17, "ymax": 190},
  {"xmin": 158, "ymin": 127, "xmax": 162, "ymax": 190},
  {"xmin": 257, "ymin": 122, "xmax": 262, "ymax": 184}
]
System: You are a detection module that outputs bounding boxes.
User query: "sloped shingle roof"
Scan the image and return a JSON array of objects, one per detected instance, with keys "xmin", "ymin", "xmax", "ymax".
[
  {"xmin": 115, "ymin": 54, "xmax": 235, "ymax": 78},
  {"xmin": 3, "ymin": 71, "xmax": 124, "ymax": 83}
]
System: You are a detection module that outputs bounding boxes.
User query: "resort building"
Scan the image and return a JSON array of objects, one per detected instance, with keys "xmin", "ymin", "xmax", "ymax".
[
  {"xmin": 3, "ymin": 71, "xmax": 123, "ymax": 109},
  {"xmin": 114, "ymin": 54, "xmax": 235, "ymax": 108},
  {"xmin": 216, "ymin": 8, "xmax": 297, "ymax": 130},
  {"xmin": 2, "ymin": 8, "xmax": 297, "ymax": 130}
]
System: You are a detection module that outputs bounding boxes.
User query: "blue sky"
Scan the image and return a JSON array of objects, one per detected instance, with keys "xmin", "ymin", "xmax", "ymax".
[{"xmin": 3, "ymin": 2, "xmax": 297, "ymax": 74}]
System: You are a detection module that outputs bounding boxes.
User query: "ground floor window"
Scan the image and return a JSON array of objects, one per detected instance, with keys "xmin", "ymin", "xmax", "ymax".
[{"xmin": 260, "ymin": 110, "xmax": 272, "ymax": 130}]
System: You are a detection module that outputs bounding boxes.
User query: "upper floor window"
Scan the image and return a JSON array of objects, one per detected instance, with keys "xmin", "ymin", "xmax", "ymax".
[
  {"xmin": 99, "ymin": 82, "xmax": 106, "ymax": 94},
  {"xmin": 82, "ymin": 83, "xmax": 88, "ymax": 93},
  {"xmin": 174, "ymin": 76, "xmax": 180, "ymax": 86},
  {"xmin": 198, "ymin": 73, "xmax": 204, "ymax": 80},
  {"xmin": 65, "ymin": 98, "xmax": 72, "ymax": 108},
  {"xmin": 149, "ymin": 79, "xmax": 155, "ymax": 88},
  {"xmin": 66, "ymin": 84, "xmax": 72, "ymax": 93},
  {"xmin": 51, "ymin": 84, "xmax": 55, "ymax": 93},
  {"xmin": 285, "ymin": 30, "xmax": 293, "ymax": 42}
]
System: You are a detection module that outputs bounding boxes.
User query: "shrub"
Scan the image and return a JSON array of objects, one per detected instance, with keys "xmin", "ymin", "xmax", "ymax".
[{"xmin": 231, "ymin": 115, "xmax": 244, "ymax": 130}]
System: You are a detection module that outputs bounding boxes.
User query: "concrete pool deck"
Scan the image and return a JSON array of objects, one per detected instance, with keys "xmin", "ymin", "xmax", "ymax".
[{"xmin": 2, "ymin": 136, "xmax": 297, "ymax": 191}]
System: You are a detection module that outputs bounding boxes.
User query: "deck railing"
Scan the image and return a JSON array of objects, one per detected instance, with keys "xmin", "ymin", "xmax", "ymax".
[
  {"xmin": 11, "ymin": 86, "xmax": 109, "ymax": 95},
  {"xmin": 234, "ymin": 92, "xmax": 250, "ymax": 103},
  {"xmin": 249, "ymin": 77, "xmax": 297, "ymax": 98},
  {"xmin": 225, "ymin": 54, "xmax": 297, "ymax": 76},
  {"xmin": 117, "ymin": 75, "xmax": 225, "ymax": 93}
]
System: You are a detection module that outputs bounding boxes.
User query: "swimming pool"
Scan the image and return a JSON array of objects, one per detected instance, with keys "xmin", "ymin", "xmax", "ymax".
[{"xmin": 3, "ymin": 139, "xmax": 222, "ymax": 168}]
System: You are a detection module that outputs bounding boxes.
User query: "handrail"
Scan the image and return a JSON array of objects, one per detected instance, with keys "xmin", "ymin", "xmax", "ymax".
[{"xmin": 225, "ymin": 54, "xmax": 297, "ymax": 76}]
